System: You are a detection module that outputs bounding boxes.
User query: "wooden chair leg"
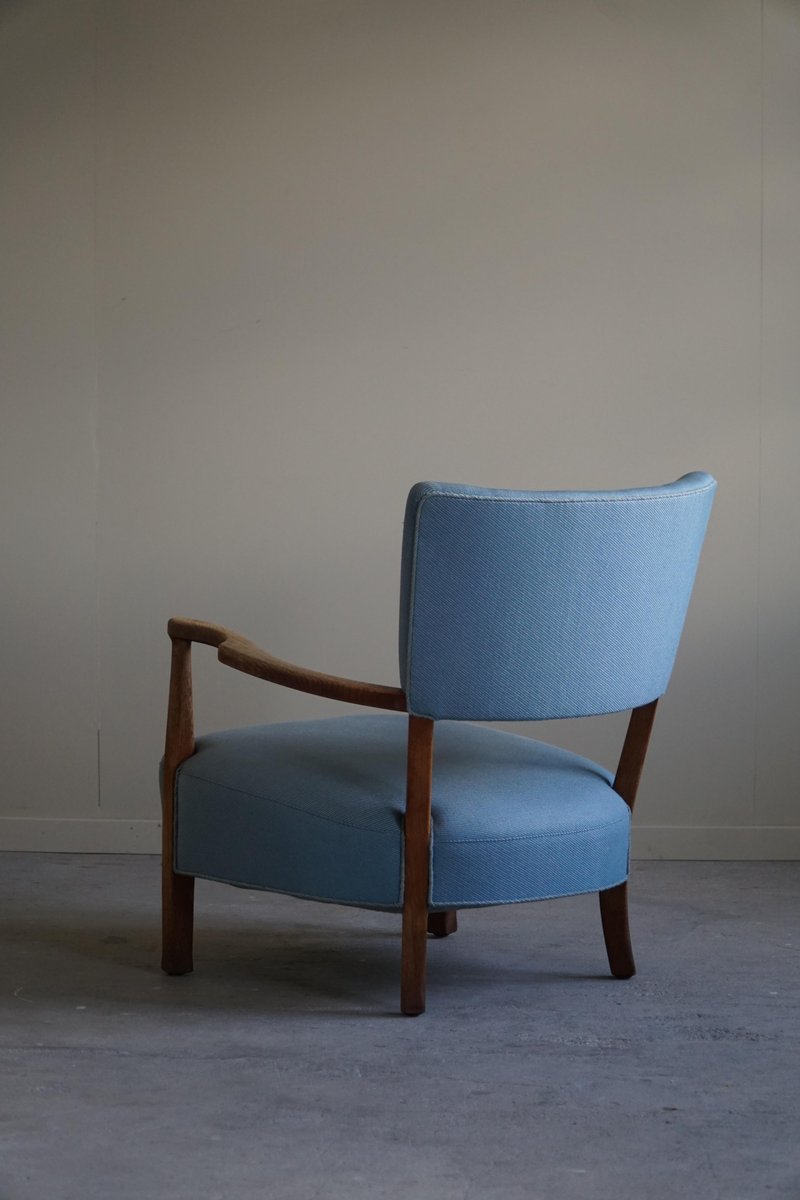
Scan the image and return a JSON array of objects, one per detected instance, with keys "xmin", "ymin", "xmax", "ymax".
[
  {"xmin": 161, "ymin": 634, "xmax": 196, "ymax": 976},
  {"xmin": 427, "ymin": 910, "xmax": 458, "ymax": 938},
  {"xmin": 598, "ymin": 702, "xmax": 657, "ymax": 982},
  {"xmin": 401, "ymin": 716, "xmax": 435, "ymax": 1015},
  {"xmin": 401, "ymin": 897, "xmax": 428, "ymax": 1016},
  {"xmin": 599, "ymin": 882, "xmax": 636, "ymax": 979},
  {"xmin": 162, "ymin": 868, "xmax": 195, "ymax": 975}
]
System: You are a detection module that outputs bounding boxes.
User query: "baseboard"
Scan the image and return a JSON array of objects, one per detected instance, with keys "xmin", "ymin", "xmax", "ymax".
[
  {"xmin": 0, "ymin": 818, "xmax": 162, "ymax": 853},
  {"xmin": 2, "ymin": 818, "xmax": 800, "ymax": 859},
  {"xmin": 631, "ymin": 826, "xmax": 800, "ymax": 860}
]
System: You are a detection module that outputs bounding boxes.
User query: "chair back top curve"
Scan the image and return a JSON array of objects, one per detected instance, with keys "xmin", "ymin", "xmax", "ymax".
[{"xmin": 399, "ymin": 472, "xmax": 716, "ymax": 721}]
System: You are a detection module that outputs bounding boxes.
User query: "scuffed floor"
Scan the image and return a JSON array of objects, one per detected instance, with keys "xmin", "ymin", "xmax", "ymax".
[{"xmin": 1, "ymin": 854, "xmax": 798, "ymax": 1199}]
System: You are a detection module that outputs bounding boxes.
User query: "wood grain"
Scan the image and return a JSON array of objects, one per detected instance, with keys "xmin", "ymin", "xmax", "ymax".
[
  {"xmin": 401, "ymin": 715, "xmax": 435, "ymax": 1015},
  {"xmin": 161, "ymin": 635, "xmax": 196, "ymax": 975},
  {"xmin": 612, "ymin": 698, "xmax": 659, "ymax": 812},
  {"xmin": 168, "ymin": 617, "xmax": 406, "ymax": 711},
  {"xmin": 599, "ymin": 698, "xmax": 660, "ymax": 980}
]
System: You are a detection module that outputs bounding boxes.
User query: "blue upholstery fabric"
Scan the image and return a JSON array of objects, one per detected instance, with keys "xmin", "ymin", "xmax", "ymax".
[
  {"xmin": 399, "ymin": 473, "xmax": 716, "ymax": 720},
  {"xmin": 174, "ymin": 715, "xmax": 628, "ymax": 910}
]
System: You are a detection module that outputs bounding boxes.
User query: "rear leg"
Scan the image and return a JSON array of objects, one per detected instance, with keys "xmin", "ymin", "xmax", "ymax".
[
  {"xmin": 599, "ymin": 883, "xmax": 635, "ymax": 979},
  {"xmin": 427, "ymin": 910, "xmax": 458, "ymax": 938}
]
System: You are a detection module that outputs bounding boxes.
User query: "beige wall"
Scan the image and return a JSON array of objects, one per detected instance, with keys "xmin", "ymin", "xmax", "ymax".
[{"xmin": 1, "ymin": 0, "xmax": 798, "ymax": 857}]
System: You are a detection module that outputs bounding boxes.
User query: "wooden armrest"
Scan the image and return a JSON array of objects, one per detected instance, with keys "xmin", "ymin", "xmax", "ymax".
[{"xmin": 167, "ymin": 617, "xmax": 407, "ymax": 712}]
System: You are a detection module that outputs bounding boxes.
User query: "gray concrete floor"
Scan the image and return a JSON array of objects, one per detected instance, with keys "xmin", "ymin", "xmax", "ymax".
[{"xmin": 1, "ymin": 855, "xmax": 798, "ymax": 1200}]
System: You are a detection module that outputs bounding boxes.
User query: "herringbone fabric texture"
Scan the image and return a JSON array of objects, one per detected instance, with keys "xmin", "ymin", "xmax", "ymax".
[
  {"xmin": 399, "ymin": 473, "xmax": 716, "ymax": 720},
  {"xmin": 174, "ymin": 716, "xmax": 628, "ymax": 910}
]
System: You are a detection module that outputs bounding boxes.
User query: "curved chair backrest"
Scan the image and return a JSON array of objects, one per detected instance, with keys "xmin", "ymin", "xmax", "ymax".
[{"xmin": 399, "ymin": 472, "xmax": 716, "ymax": 721}]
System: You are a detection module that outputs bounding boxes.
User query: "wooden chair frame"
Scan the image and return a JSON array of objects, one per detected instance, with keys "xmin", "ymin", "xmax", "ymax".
[{"xmin": 161, "ymin": 617, "xmax": 658, "ymax": 1015}]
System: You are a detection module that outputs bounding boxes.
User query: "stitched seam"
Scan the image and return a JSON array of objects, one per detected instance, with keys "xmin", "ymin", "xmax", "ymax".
[
  {"xmin": 436, "ymin": 813, "xmax": 630, "ymax": 845},
  {"xmin": 174, "ymin": 868, "xmax": 403, "ymax": 908},
  {"xmin": 176, "ymin": 767, "xmax": 402, "ymax": 837},
  {"xmin": 415, "ymin": 484, "xmax": 714, "ymax": 507},
  {"xmin": 404, "ymin": 501, "xmax": 424, "ymax": 692},
  {"xmin": 431, "ymin": 874, "xmax": 629, "ymax": 908}
]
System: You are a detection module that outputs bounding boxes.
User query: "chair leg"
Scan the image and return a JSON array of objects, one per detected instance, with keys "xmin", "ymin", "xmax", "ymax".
[
  {"xmin": 401, "ymin": 897, "xmax": 428, "ymax": 1015},
  {"xmin": 161, "ymin": 633, "xmax": 196, "ymax": 977},
  {"xmin": 599, "ymin": 882, "xmax": 636, "ymax": 979},
  {"xmin": 427, "ymin": 910, "xmax": 458, "ymax": 938},
  {"xmin": 162, "ymin": 867, "xmax": 195, "ymax": 975},
  {"xmin": 401, "ymin": 715, "xmax": 434, "ymax": 1015}
]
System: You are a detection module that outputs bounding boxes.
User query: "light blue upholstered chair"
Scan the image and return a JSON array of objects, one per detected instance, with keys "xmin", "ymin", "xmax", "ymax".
[{"xmin": 161, "ymin": 472, "xmax": 716, "ymax": 1014}]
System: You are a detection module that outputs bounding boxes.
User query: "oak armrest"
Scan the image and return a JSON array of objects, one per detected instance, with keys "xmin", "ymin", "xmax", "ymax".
[{"xmin": 167, "ymin": 617, "xmax": 407, "ymax": 712}]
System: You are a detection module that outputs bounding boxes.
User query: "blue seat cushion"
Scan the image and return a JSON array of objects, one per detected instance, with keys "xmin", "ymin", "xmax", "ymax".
[{"xmin": 173, "ymin": 714, "xmax": 629, "ymax": 910}]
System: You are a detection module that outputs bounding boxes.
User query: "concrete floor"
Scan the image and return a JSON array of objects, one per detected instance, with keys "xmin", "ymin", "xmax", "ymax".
[{"xmin": 1, "ymin": 855, "xmax": 798, "ymax": 1199}]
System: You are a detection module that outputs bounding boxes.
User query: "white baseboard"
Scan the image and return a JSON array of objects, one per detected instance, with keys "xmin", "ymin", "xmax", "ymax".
[
  {"xmin": 0, "ymin": 818, "xmax": 162, "ymax": 853},
  {"xmin": 631, "ymin": 825, "xmax": 800, "ymax": 860},
  {"xmin": 2, "ymin": 818, "xmax": 800, "ymax": 859}
]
